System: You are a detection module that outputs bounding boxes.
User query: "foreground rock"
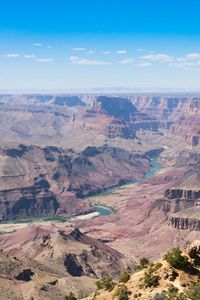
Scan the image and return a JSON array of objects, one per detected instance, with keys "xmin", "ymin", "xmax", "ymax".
[{"xmin": 86, "ymin": 241, "xmax": 200, "ymax": 300}]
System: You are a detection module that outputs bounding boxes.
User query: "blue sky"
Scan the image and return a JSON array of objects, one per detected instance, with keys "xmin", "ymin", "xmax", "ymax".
[{"xmin": 1, "ymin": 0, "xmax": 200, "ymax": 90}]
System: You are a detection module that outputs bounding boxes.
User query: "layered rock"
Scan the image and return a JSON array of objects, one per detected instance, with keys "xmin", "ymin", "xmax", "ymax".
[
  {"xmin": 164, "ymin": 189, "xmax": 200, "ymax": 201},
  {"xmin": 0, "ymin": 144, "xmax": 151, "ymax": 221},
  {"xmin": 170, "ymin": 207, "xmax": 200, "ymax": 231},
  {"xmin": 97, "ymin": 96, "xmax": 137, "ymax": 121}
]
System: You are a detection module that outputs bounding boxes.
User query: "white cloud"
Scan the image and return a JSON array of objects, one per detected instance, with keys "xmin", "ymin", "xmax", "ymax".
[
  {"xmin": 116, "ymin": 50, "xmax": 127, "ymax": 54},
  {"xmin": 170, "ymin": 60, "xmax": 200, "ymax": 69},
  {"xmin": 33, "ymin": 43, "xmax": 43, "ymax": 47},
  {"xmin": 69, "ymin": 56, "xmax": 111, "ymax": 65},
  {"xmin": 185, "ymin": 53, "xmax": 200, "ymax": 60},
  {"xmin": 73, "ymin": 48, "xmax": 87, "ymax": 51},
  {"xmin": 137, "ymin": 62, "xmax": 152, "ymax": 67},
  {"xmin": 47, "ymin": 45, "xmax": 52, "ymax": 49},
  {"xmin": 119, "ymin": 58, "xmax": 134, "ymax": 64},
  {"xmin": 24, "ymin": 54, "xmax": 36, "ymax": 59},
  {"xmin": 36, "ymin": 58, "xmax": 54, "ymax": 63},
  {"xmin": 5, "ymin": 53, "xmax": 20, "ymax": 58},
  {"xmin": 175, "ymin": 53, "xmax": 200, "ymax": 64},
  {"xmin": 102, "ymin": 51, "xmax": 111, "ymax": 55},
  {"xmin": 140, "ymin": 53, "xmax": 174, "ymax": 62}
]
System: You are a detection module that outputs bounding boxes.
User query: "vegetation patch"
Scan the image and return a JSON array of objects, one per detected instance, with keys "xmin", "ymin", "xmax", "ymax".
[{"xmin": 96, "ymin": 277, "xmax": 116, "ymax": 291}]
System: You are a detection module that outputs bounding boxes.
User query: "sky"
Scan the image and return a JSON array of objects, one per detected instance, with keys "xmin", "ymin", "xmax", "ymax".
[{"xmin": 1, "ymin": 0, "xmax": 200, "ymax": 91}]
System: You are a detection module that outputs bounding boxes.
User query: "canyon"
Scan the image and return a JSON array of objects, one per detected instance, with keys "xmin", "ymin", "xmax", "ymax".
[{"xmin": 0, "ymin": 94, "xmax": 200, "ymax": 298}]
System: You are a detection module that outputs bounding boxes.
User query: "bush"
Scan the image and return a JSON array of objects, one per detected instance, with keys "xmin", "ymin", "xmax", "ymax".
[
  {"xmin": 143, "ymin": 268, "xmax": 160, "ymax": 288},
  {"xmin": 96, "ymin": 278, "xmax": 116, "ymax": 291},
  {"xmin": 164, "ymin": 247, "xmax": 188, "ymax": 270},
  {"xmin": 186, "ymin": 282, "xmax": 200, "ymax": 300},
  {"xmin": 153, "ymin": 285, "xmax": 188, "ymax": 300},
  {"xmin": 114, "ymin": 284, "xmax": 131, "ymax": 300},
  {"xmin": 152, "ymin": 262, "xmax": 162, "ymax": 272},
  {"xmin": 166, "ymin": 285, "xmax": 180, "ymax": 299},
  {"xmin": 139, "ymin": 257, "xmax": 149, "ymax": 269},
  {"xmin": 64, "ymin": 292, "xmax": 77, "ymax": 300},
  {"xmin": 119, "ymin": 271, "xmax": 131, "ymax": 283}
]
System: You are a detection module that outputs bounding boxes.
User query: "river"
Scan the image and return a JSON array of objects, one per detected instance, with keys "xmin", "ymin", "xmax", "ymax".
[
  {"xmin": 3, "ymin": 159, "xmax": 162, "ymax": 225},
  {"xmin": 88, "ymin": 158, "xmax": 162, "ymax": 217}
]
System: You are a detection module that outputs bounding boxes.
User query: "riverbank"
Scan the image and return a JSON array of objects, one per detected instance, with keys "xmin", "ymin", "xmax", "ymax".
[{"xmin": 87, "ymin": 158, "xmax": 162, "ymax": 211}]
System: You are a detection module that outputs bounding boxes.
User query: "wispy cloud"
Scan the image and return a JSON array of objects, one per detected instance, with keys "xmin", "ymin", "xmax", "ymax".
[
  {"xmin": 170, "ymin": 60, "xmax": 200, "ymax": 69},
  {"xmin": 102, "ymin": 51, "xmax": 111, "ymax": 55},
  {"xmin": 119, "ymin": 58, "xmax": 134, "ymax": 64},
  {"xmin": 185, "ymin": 53, "xmax": 200, "ymax": 60},
  {"xmin": 33, "ymin": 43, "xmax": 43, "ymax": 47},
  {"xmin": 116, "ymin": 50, "xmax": 127, "ymax": 54},
  {"xmin": 24, "ymin": 54, "xmax": 36, "ymax": 59},
  {"xmin": 73, "ymin": 48, "xmax": 87, "ymax": 51},
  {"xmin": 5, "ymin": 53, "xmax": 20, "ymax": 58},
  {"xmin": 36, "ymin": 58, "xmax": 54, "ymax": 63},
  {"xmin": 171, "ymin": 53, "xmax": 200, "ymax": 69},
  {"xmin": 137, "ymin": 62, "xmax": 152, "ymax": 67},
  {"xmin": 140, "ymin": 53, "xmax": 174, "ymax": 62},
  {"xmin": 69, "ymin": 56, "xmax": 111, "ymax": 65}
]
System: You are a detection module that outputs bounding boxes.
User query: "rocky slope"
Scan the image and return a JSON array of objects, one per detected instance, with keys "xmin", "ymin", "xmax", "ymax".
[{"xmin": 0, "ymin": 223, "xmax": 135, "ymax": 300}]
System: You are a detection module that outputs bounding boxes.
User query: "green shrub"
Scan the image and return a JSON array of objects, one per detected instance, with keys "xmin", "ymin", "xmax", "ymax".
[
  {"xmin": 114, "ymin": 284, "xmax": 131, "ymax": 300},
  {"xmin": 143, "ymin": 269, "xmax": 160, "ymax": 288},
  {"xmin": 186, "ymin": 282, "xmax": 200, "ymax": 300},
  {"xmin": 119, "ymin": 271, "xmax": 131, "ymax": 283},
  {"xmin": 64, "ymin": 292, "xmax": 77, "ymax": 300},
  {"xmin": 152, "ymin": 262, "xmax": 162, "ymax": 272},
  {"xmin": 164, "ymin": 247, "xmax": 188, "ymax": 270},
  {"xmin": 96, "ymin": 278, "xmax": 115, "ymax": 291},
  {"xmin": 153, "ymin": 286, "xmax": 187, "ymax": 300},
  {"xmin": 139, "ymin": 257, "xmax": 149, "ymax": 269}
]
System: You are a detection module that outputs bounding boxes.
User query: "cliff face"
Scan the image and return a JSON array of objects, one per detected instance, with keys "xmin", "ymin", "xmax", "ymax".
[
  {"xmin": 170, "ymin": 206, "xmax": 200, "ymax": 231},
  {"xmin": 97, "ymin": 96, "xmax": 137, "ymax": 121},
  {"xmin": 0, "ymin": 186, "xmax": 59, "ymax": 221},
  {"xmin": 164, "ymin": 189, "xmax": 200, "ymax": 200},
  {"xmin": 96, "ymin": 96, "xmax": 166, "ymax": 135},
  {"xmin": 170, "ymin": 215, "xmax": 200, "ymax": 231},
  {"xmin": 157, "ymin": 187, "xmax": 200, "ymax": 231},
  {"xmin": 106, "ymin": 119, "xmax": 135, "ymax": 139},
  {"xmin": 0, "ymin": 144, "xmax": 151, "ymax": 221},
  {"xmin": 131, "ymin": 96, "xmax": 200, "ymax": 146}
]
